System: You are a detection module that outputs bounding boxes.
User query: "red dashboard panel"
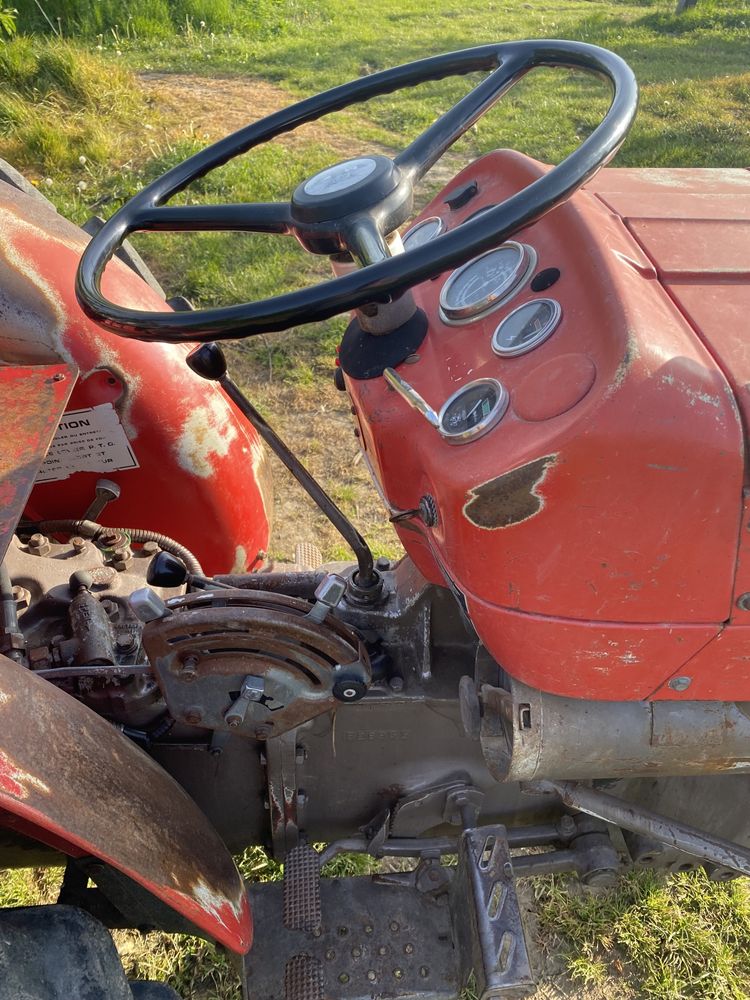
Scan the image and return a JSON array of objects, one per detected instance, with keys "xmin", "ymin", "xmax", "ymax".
[{"xmin": 346, "ymin": 151, "xmax": 748, "ymax": 701}]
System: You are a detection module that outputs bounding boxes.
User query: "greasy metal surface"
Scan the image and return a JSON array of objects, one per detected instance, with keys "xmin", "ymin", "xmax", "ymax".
[
  {"xmin": 0, "ymin": 364, "xmax": 75, "ymax": 565},
  {"xmin": 143, "ymin": 589, "xmax": 369, "ymax": 738},
  {"xmin": 479, "ymin": 679, "xmax": 750, "ymax": 781},
  {"xmin": 347, "ymin": 149, "xmax": 745, "ymax": 700},
  {"xmin": 0, "ymin": 651, "xmax": 251, "ymax": 952},
  {"xmin": 543, "ymin": 780, "xmax": 750, "ymax": 878},
  {"xmin": 0, "ymin": 180, "xmax": 269, "ymax": 575},
  {"xmin": 267, "ymin": 729, "xmax": 301, "ymax": 859},
  {"xmin": 452, "ymin": 827, "xmax": 535, "ymax": 999},
  {"xmin": 68, "ymin": 587, "xmax": 115, "ymax": 665},
  {"xmin": 247, "ymin": 872, "xmax": 459, "ymax": 1000}
]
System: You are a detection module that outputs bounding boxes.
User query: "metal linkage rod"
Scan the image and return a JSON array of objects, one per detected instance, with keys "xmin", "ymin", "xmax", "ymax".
[
  {"xmin": 541, "ymin": 779, "xmax": 750, "ymax": 877},
  {"xmin": 186, "ymin": 343, "xmax": 378, "ymax": 590}
]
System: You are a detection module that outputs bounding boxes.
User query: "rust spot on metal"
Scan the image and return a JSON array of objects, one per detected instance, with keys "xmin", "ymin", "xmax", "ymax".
[
  {"xmin": 463, "ymin": 455, "xmax": 557, "ymax": 530},
  {"xmin": 0, "ymin": 650, "xmax": 251, "ymax": 951},
  {"xmin": 0, "ymin": 363, "xmax": 75, "ymax": 563}
]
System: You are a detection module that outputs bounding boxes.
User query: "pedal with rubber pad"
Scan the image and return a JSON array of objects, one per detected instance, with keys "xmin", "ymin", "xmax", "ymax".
[
  {"xmin": 245, "ymin": 826, "xmax": 535, "ymax": 1000},
  {"xmin": 284, "ymin": 843, "xmax": 322, "ymax": 932}
]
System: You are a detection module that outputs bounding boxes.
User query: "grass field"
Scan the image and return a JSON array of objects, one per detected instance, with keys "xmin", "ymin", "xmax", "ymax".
[{"xmin": 2, "ymin": 0, "xmax": 750, "ymax": 997}]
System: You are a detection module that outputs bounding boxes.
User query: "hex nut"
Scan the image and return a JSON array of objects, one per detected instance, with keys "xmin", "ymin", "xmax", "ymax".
[
  {"xmin": 27, "ymin": 533, "xmax": 50, "ymax": 555},
  {"xmin": 12, "ymin": 586, "xmax": 30, "ymax": 610},
  {"xmin": 184, "ymin": 707, "xmax": 203, "ymax": 725}
]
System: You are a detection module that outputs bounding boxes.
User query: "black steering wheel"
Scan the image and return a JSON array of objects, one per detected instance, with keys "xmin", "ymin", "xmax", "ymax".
[{"xmin": 76, "ymin": 40, "xmax": 637, "ymax": 344}]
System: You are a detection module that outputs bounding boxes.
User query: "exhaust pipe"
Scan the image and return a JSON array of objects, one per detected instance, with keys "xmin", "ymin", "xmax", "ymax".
[{"xmin": 479, "ymin": 679, "xmax": 750, "ymax": 782}]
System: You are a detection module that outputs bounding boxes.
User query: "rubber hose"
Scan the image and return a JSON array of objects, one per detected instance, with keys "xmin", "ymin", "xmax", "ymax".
[
  {"xmin": 34, "ymin": 520, "xmax": 203, "ymax": 575},
  {"xmin": 0, "ymin": 563, "xmax": 18, "ymax": 633}
]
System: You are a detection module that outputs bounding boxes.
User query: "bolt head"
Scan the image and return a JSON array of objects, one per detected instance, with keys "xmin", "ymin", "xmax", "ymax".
[
  {"xmin": 28, "ymin": 533, "xmax": 50, "ymax": 554},
  {"xmin": 668, "ymin": 675, "xmax": 692, "ymax": 692},
  {"xmin": 11, "ymin": 586, "xmax": 29, "ymax": 610},
  {"xmin": 70, "ymin": 536, "xmax": 87, "ymax": 552},
  {"xmin": 184, "ymin": 708, "xmax": 203, "ymax": 725}
]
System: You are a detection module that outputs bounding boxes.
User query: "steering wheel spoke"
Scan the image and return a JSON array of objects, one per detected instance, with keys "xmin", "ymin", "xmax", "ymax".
[
  {"xmin": 394, "ymin": 49, "xmax": 530, "ymax": 185},
  {"xmin": 131, "ymin": 201, "xmax": 293, "ymax": 235},
  {"xmin": 344, "ymin": 217, "xmax": 393, "ymax": 267}
]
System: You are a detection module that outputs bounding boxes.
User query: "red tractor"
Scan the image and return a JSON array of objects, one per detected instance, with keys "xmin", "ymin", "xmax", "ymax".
[{"xmin": 1, "ymin": 38, "xmax": 749, "ymax": 999}]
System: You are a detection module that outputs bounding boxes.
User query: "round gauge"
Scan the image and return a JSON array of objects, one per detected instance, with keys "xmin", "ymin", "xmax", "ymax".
[
  {"xmin": 403, "ymin": 216, "xmax": 444, "ymax": 250},
  {"xmin": 439, "ymin": 242, "xmax": 536, "ymax": 324},
  {"xmin": 438, "ymin": 378, "xmax": 509, "ymax": 444},
  {"xmin": 492, "ymin": 298, "xmax": 562, "ymax": 357}
]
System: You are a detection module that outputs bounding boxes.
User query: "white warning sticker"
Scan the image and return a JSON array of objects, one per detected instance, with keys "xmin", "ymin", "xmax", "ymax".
[{"xmin": 35, "ymin": 403, "xmax": 139, "ymax": 484}]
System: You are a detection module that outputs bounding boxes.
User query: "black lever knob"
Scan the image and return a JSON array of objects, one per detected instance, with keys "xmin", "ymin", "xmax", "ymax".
[
  {"xmin": 186, "ymin": 342, "xmax": 227, "ymax": 381},
  {"xmin": 146, "ymin": 551, "xmax": 189, "ymax": 588}
]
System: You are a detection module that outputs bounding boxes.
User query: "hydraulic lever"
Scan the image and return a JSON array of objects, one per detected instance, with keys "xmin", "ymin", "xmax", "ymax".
[{"xmin": 186, "ymin": 343, "xmax": 380, "ymax": 595}]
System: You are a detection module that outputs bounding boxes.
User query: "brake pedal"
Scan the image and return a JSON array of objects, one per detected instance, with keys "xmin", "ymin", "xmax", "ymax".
[
  {"xmin": 452, "ymin": 826, "xmax": 535, "ymax": 999},
  {"xmin": 294, "ymin": 542, "xmax": 323, "ymax": 571},
  {"xmin": 283, "ymin": 843, "xmax": 322, "ymax": 932}
]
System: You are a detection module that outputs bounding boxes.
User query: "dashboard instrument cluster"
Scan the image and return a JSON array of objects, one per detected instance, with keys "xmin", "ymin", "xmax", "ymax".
[{"xmin": 342, "ymin": 149, "xmax": 743, "ymax": 703}]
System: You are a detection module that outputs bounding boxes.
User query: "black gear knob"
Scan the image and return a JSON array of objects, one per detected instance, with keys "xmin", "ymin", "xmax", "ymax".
[
  {"xmin": 146, "ymin": 550, "xmax": 189, "ymax": 588},
  {"xmin": 186, "ymin": 342, "xmax": 227, "ymax": 381}
]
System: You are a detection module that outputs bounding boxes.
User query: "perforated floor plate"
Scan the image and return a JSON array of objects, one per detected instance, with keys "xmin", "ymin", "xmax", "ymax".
[{"xmin": 246, "ymin": 875, "xmax": 459, "ymax": 1000}]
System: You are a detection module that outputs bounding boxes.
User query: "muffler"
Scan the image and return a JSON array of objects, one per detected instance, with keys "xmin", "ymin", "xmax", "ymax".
[{"xmin": 478, "ymin": 678, "xmax": 750, "ymax": 781}]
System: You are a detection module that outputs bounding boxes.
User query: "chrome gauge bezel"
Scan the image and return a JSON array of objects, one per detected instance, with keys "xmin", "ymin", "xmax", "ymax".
[
  {"xmin": 402, "ymin": 216, "xmax": 445, "ymax": 250},
  {"xmin": 439, "ymin": 242, "xmax": 537, "ymax": 325},
  {"xmin": 438, "ymin": 378, "xmax": 509, "ymax": 445},
  {"xmin": 491, "ymin": 298, "xmax": 562, "ymax": 357}
]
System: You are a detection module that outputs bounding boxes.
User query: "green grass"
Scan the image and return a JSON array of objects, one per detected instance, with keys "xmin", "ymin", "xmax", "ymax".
[
  {"xmin": 16, "ymin": 0, "xmax": 327, "ymax": 39},
  {"xmin": 535, "ymin": 869, "xmax": 750, "ymax": 999},
  {"xmin": 0, "ymin": 36, "xmax": 148, "ymax": 174}
]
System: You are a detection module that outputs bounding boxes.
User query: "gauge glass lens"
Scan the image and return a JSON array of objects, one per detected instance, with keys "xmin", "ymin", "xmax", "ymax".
[
  {"xmin": 439, "ymin": 242, "xmax": 533, "ymax": 322},
  {"xmin": 403, "ymin": 216, "xmax": 444, "ymax": 250},
  {"xmin": 492, "ymin": 298, "xmax": 562, "ymax": 357},
  {"xmin": 439, "ymin": 379, "xmax": 509, "ymax": 443}
]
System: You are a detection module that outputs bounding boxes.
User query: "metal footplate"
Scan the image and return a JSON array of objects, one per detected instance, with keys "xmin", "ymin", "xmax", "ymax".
[{"xmin": 245, "ymin": 825, "xmax": 535, "ymax": 1000}]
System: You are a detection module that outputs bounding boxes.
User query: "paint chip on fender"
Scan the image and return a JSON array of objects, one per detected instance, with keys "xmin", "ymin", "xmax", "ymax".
[
  {"xmin": 463, "ymin": 454, "xmax": 558, "ymax": 530},
  {"xmin": 177, "ymin": 396, "xmax": 238, "ymax": 478}
]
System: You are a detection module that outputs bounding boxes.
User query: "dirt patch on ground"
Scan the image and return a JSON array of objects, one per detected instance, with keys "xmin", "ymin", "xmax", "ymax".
[
  {"xmin": 139, "ymin": 72, "xmax": 389, "ymax": 161},
  {"xmin": 138, "ymin": 71, "xmax": 464, "ymax": 187}
]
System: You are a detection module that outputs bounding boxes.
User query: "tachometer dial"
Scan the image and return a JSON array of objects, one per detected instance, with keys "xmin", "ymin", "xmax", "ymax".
[
  {"xmin": 402, "ymin": 216, "xmax": 444, "ymax": 250},
  {"xmin": 492, "ymin": 298, "xmax": 562, "ymax": 357},
  {"xmin": 439, "ymin": 242, "xmax": 536, "ymax": 323},
  {"xmin": 438, "ymin": 379, "xmax": 509, "ymax": 444}
]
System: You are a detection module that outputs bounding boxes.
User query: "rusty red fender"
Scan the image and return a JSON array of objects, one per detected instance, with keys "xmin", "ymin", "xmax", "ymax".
[{"xmin": 0, "ymin": 651, "xmax": 252, "ymax": 953}]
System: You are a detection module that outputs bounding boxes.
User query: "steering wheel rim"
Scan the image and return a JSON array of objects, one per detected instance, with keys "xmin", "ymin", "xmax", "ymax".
[{"xmin": 75, "ymin": 39, "xmax": 638, "ymax": 343}]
